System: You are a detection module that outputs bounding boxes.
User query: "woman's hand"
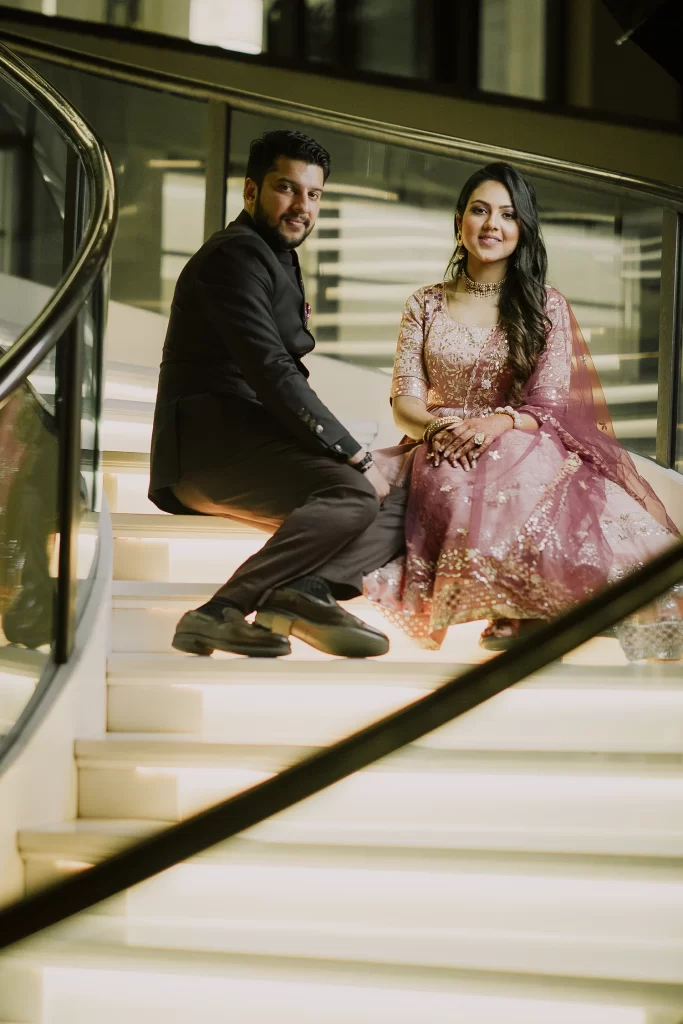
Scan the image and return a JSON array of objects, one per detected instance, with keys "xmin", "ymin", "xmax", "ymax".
[{"xmin": 430, "ymin": 413, "xmax": 513, "ymax": 470}]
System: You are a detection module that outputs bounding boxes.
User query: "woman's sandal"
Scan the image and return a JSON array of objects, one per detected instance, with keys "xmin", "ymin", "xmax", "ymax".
[{"xmin": 479, "ymin": 618, "xmax": 542, "ymax": 651}]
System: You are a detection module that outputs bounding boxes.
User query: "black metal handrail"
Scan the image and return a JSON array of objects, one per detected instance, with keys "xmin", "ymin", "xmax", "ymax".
[{"xmin": 0, "ymin": 538, "xmax": 681, "ymax": 950}]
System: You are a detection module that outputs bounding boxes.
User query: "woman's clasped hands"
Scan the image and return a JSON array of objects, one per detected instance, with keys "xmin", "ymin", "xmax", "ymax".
[{"xmin": 427, "ymin": 413, "xmax": 513, "ymax": 470}]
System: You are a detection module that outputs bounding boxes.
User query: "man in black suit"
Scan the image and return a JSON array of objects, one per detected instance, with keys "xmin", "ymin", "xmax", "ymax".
[{"xmin": 149, "ymin": 130, "xmax": 406, "ymax": 658}]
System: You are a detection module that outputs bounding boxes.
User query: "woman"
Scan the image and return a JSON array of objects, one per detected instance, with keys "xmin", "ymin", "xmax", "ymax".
[{"xmin": 364, "ymin": 162, "xmax": 681, "ymax": 658}]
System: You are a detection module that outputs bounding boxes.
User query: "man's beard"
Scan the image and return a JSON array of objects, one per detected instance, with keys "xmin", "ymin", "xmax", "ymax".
[{"xmin": 251, "ymin": 197, "xmax": 312, "ymax": 250}]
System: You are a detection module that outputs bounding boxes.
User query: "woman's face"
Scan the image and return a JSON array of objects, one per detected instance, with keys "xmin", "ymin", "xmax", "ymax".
[{"xmin": 457, "ymin": 179, "xmax": 520, "ymax": 267}]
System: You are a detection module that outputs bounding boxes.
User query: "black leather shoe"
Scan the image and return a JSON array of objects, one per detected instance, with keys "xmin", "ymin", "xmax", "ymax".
[
  {"xmin": 255, "ymin": 587, "xmax": 389, "ymax": 658},
  {"xmin": 172, "ymin": 606, "xmax": 291, "ymax": 657}
]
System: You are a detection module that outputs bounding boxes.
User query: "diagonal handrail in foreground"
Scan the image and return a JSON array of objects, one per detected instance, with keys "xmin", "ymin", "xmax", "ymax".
[{"xmin": 0, "ymin": 539, "xmax": 681, "ymax": 951}]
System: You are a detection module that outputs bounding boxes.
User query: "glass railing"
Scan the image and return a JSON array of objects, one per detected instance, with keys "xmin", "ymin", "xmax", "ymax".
[
  {"xmin": 14, "ymin": 44, "xmax": 683, "ymax": 470},
  {"xmin": 0, "ymin": 41, "xmax": 116, "ymax": 758}
]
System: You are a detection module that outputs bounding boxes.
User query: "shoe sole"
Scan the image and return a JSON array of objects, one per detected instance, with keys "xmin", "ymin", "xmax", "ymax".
[
  {"xmin": 478, "ymin": 635, "xmax": 515, "ymax": 652},
  {"xmin": 172, "ymin": 630, "xmax": 289, "ymax": 658},
  {"xmin": 255, "ymin": 610, "xmax": 389, "ymax": 658},
  {"xmin": 479, "ymin": 620, "xmax": 547, "ymax": 652}
]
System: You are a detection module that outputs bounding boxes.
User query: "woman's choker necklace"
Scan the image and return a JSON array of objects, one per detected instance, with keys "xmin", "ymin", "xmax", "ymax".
[{"xmin": 463, "ymin": 270, "xmax": 504, "ymax": 298}]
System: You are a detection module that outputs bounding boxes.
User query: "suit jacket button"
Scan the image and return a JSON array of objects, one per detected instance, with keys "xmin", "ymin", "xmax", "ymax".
[
  {"xmin": 334, "ymin": 444, "xmax": 342, "ymax": 452},
  {"xmin": 315, "ymin": 424, "xmax": 324, "ymax": 434}
]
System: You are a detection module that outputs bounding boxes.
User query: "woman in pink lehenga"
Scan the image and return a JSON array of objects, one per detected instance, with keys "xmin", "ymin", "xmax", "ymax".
[{"xmin": 364, "ymin": 162, "xmax": 682, "ymax": 659}]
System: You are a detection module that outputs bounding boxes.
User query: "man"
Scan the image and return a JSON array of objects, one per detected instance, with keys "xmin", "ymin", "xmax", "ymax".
[{"xmin": 149, "ymin": 130, "xmax": 406, "ymax": 659}]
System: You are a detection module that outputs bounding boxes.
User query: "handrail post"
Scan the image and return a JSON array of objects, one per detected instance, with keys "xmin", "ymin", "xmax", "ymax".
[
  {"xmin": 656, "ymin": 208, "xmax": 682, "ymax": 468},
  {"xmin": 54, "ymin": 148, "xmax": 86, "ymax": 663},
  {"xmin": 202, "ymin": 100, "xmax": 230, "ymax": 242}
]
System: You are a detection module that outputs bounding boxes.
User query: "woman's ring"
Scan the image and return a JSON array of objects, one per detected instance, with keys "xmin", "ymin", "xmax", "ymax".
[{"xmin": 474, "ymin": 432, "xmax": 486, "ymax": 446}]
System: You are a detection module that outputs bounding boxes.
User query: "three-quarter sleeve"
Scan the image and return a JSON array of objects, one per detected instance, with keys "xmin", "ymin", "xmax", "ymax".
[
  {"xmin": 522, "ymin": 288, "xmax": 572, "ymax": 414},
  {"xmin": 390, "ymin": 288, "xmax": 428, "ymax": 403}
]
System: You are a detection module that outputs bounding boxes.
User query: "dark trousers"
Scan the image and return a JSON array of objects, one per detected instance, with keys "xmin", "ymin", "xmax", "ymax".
[{"xmin": 172, "ymin": 395, "xmax": 407, "ymax": 613}]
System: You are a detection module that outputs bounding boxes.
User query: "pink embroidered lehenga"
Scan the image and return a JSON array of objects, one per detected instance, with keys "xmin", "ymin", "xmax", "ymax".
[{"xmin": 364, "ymin": 284, "xmax": 682, "ymax": 659}]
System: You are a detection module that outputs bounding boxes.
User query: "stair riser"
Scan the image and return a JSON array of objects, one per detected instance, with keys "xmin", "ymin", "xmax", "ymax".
[
  {"xmin": 113, "ymin": 536, "xmax": 263, "ymax": 583},
  {"xmin": 0, "ymin": 962, "xmax": 42, "ymax": 1022},
  {"xmin": 76, "ymin": 764, "xmax": 683, "ymax": 857},
  {"xmin": 0, "ymin": 679, "xmax": 37, "ymax": 731},
  {"xmin": 3, "ymin": 959, "xmax": 674, "ymax": 1024},
  {"xmin": 110, "ymin": 603, "xmax": 430, "ymax": 658},
  {"xmin": 106, "ymin": 680, "xmax": 683, "ymax": 753},
  {"xmin": 104, "ymin": 470, "xmax": 160, "ymax": 515},
  {"xmin": 20, "ymin": 860, "xmax": 683, "ymax": 985}
]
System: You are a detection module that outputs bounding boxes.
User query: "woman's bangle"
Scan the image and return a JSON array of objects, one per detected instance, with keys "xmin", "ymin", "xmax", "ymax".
[
  {"xmin": 423, "ymin": 416, "xmax": 462, "ymax": 444},
  {"xmin": 495, "ymin": 406, "xmax": 524, "ymax": 429},
  {"xmin": 352, "ymin": 451, "xmax": 374, "ymax": 474}
]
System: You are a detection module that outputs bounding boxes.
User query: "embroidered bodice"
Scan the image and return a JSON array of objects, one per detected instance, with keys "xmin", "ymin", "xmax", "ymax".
[{"xmin": 390, "ymin": 282, "xmax": 571, "ymax": 417}]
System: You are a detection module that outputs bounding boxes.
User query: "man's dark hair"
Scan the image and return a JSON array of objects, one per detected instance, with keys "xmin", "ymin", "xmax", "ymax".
[{"xmin": 246, "ymin": 130, "xmax": 331, "ymax": 188}]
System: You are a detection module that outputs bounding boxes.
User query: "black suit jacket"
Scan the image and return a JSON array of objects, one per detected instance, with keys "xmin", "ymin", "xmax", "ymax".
[{"xmin": 149, "ymin": 210, "xmax": 361, "ymax": 512}]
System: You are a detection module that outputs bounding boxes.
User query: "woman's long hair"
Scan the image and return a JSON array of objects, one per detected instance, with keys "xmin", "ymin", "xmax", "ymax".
[{"xmin": 446, "ymin": 162, "xmax": 550, "ymax": 406}]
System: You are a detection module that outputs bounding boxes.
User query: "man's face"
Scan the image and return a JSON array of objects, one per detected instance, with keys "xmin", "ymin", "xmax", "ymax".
[{"xmin": 244, "ymin": 156, "xmax": 324, "ymax": 249}]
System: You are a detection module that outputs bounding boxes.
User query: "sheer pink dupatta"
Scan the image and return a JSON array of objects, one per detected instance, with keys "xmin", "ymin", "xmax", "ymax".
[{"xmin": 518, "ymin": 289, "xmax": 677, "ymax": 536}]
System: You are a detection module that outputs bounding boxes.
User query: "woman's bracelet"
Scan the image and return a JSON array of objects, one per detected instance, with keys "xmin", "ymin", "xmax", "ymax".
[
  {"xmin": 494, "ymin": 406, "xmax": 524, "ymax": 429},
  {"xmin": 423, "ymin": 416, "xmax": 462, "ymax": 444}
]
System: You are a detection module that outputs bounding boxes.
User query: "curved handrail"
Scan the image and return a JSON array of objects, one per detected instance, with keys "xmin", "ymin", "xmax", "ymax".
[
  {"xmin": 0, "ymin": 40, "xmax": 116, "ymax": 404},
  {"xmin": 2, "ymin": 28, "xmax": 683, "ymax": 211},
  {"xmin": 0, "ymin": 539, "xmax": 680, "ymax": 949},
  {"xmin": 0, "ymin": 44, "xmax": 116, "ymax": 764}
]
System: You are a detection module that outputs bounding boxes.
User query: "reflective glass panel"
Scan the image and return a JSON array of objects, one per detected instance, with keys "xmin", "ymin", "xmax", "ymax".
[
  {"xmin": 27, "ymin": 59, "xmax": 210, "ymax": 495},
  {"xmin": 3, "ymin": 0, "xmax": 266, "ymax": 54},
  {"xmin": 0, "ymin": 79, "xmax": 64, "ymax": 736},
  {"xmin": 355, "ymin": 0, "xmax": 418, "ymax": 78},
  {"xmin": 28, "ymin": 59, "xmax": 210, "ymax": 319},
  {"xmin": 479, "ymin": 0, "xmax": 548, "ymax": 100}
]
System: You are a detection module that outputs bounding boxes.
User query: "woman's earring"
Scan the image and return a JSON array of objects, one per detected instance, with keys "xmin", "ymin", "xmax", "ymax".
[{"xmin": 455, "ymin": 230, "xmax": 466, "ymax": 264}]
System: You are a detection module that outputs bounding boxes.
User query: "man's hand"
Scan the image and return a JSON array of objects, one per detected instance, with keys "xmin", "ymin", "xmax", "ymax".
[
  {"xmin": 348, "ymin": 450, "xmax": 391, "ymax": 499},
  {"xmin": 363, "ymin": 462, "xmax": 391, "ymax": 500}
]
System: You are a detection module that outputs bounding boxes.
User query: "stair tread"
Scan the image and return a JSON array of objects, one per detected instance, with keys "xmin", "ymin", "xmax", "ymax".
[
  {"xmin": 18, "ymin": 819, "xmax": 683, "ymax": 880},
  {"xmin": 107, "ymin": 652, "xmax": 457, "ymax": 687},
  {"xmin": 7, "ymin": 933, "xmax": 682, "ymax": 1016},
  {"xmin": 19, "ymin": 817, "xmax": 165, "ymax": 853},
  {"xmin": 102, "ymin": 449, "xmax": 151, "ymax": 470},
  {"xmin": 112, "ymin": 512, "xmax": 260, "ymax": 537},
  {"xmin": 75, "ymin": 734, "xmax": 683, "ymax": 774},
  {"xmin": 105, "ymin": 650, "xmax": 683, "ymax": 688}
]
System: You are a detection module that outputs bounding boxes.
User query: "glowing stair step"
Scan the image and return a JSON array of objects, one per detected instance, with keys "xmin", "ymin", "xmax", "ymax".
[
  {"xmin": 73, "ymin": 738, "xmax": 683, "ymax": 857},
  {"xmin": 12, "ymin": 833, "xmax": 683, "ymax": 984},
  {"xmin": 109, "ymin": 579, "xmax": 625, "ymax": 666},
  {"xmin": 111, "ymin": 513, "xmax": 264, "ymax": 583},
  {"xmin": 106, "ymin": 652, "xmax": 683, "ymax": 754},
  {"xmin": 109, "ymin": 579, "xmax": 478, "ymax": 661},
  {"xmin": 3, "ymin": 939, "xmax": 681, "ymax": 1024}
]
